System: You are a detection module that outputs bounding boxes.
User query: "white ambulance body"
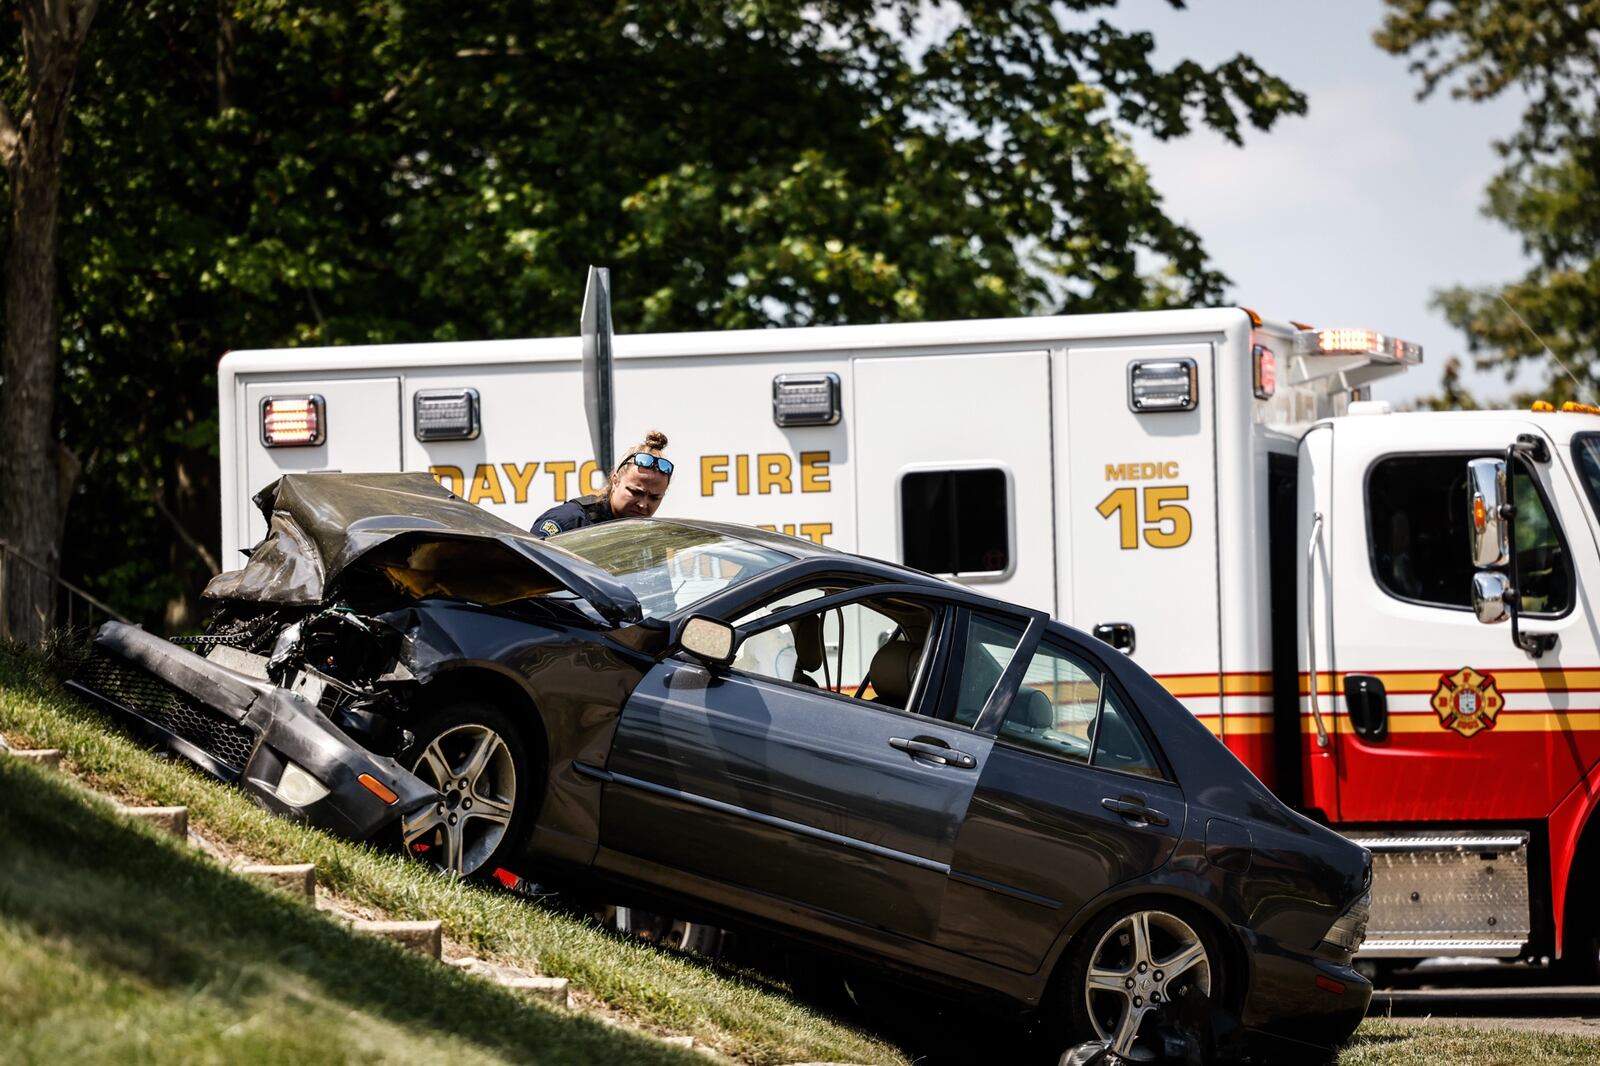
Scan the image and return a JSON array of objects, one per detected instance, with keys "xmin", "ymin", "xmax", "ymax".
[{"xmin": 218, "ymin": 308, "xmax": 1600, "ymax": 969}]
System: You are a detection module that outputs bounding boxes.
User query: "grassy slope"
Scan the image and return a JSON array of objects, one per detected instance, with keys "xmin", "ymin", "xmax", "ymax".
[
  {"xmin": 0, "ymin": 643, "xmax": 904, "ymax": 1066},
  {"xmin": 0, "ymin": 753, "xmax": 704, "ymax": 1066}
]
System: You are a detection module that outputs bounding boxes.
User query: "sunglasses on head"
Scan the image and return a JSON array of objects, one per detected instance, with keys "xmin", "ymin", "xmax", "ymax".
[{"xmin": 621, "ymin": 452, "xmax": 674, "ymax": 477}]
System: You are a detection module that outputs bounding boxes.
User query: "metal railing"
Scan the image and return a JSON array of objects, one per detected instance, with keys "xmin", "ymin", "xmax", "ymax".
[{"xmin": 0, "ymin": 538, "xmax": 128, "ymax": 644}]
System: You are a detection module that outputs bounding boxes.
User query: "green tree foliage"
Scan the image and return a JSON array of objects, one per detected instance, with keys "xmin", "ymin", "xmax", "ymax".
[
  {"xmin": 3, "ymin": 1, "xmax": 1306, "ymax": 628},
  {"xmin": 1377, "ymin": 1, "xmax": 1600, "ymax": 403}
]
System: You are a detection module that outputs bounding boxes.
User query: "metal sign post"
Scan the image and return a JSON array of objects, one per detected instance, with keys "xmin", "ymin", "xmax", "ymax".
[{"xmin": 581, "ymin": 266, "xmax": 616, "ymax": 477}]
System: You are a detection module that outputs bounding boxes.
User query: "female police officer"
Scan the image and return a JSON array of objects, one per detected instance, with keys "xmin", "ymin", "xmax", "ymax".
[{"xmin": 530, "ymin": 430, "xmax": 673, "ymax": 538}]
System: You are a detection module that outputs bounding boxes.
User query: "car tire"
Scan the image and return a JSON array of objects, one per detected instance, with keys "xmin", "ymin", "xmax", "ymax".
[
  {"xmin": 1061, "ymin": 900, "xmax": 1229, "ymax": 1061},
  {"xmin": 396, "ymin": 700, "xmax": 534, "ymax": 879}
]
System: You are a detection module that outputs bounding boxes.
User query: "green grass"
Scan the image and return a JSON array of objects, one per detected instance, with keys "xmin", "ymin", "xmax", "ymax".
[
  {"xmin": 0, "ymin": 641, "xmax": 905, "ymax": 1065},
  {"xmin": 0, "ymin": 753, "xmax": 705, "ymax": 1066},
  {"xmin": 1343, "ymin": 1019, "xmax": 1600, "ymax": 1065}
]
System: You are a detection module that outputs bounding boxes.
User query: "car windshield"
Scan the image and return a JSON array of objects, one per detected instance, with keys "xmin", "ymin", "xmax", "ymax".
[{"xmin": 550, "ymin": 521, "xmax": 795, "ymax": 620}]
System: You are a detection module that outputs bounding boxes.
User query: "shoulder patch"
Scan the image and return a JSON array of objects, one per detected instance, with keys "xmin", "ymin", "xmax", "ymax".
[{"xmin": 540, "ymin": 520, "xmax": 562, "ymax": 537}]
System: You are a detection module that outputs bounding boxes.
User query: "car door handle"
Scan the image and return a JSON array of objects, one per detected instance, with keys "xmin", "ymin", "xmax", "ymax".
[
  {"xmin": 1101, "ymin": 797, "xmax": 1169, "ymax": 827},
  {"xmin": 890, "ymin": 736, "xmax": 977, "ymax": 770}
]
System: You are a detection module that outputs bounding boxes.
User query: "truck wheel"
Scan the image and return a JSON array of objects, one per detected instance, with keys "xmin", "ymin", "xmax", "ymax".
[
  {"xmin": 397, "ymin": 701, "xmax": 532, "ymax": 879},
  {"xmin": 1062, "ymin": 902, "xmax": 1227, "ymax": 1060}
]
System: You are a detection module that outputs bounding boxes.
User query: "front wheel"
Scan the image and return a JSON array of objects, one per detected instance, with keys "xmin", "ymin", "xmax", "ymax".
[
  {"xmin": 397, "ymin": 701, "xmax": 533, "ymax": 878},
  {"xmin": 1064, "ymin": 902, "xmax": 1225, "ymax": 1061}
]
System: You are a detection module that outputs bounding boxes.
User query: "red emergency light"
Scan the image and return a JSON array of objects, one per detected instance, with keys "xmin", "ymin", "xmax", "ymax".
[
  {"xmin": 1252, "ymin": 343, "xmax": 1276, "ymax": 400},
  {"xmin": 1294, "ymin": 328, "xmax": 1423, "ymax": 364},
  {"xmin": 261, "ymin": 395, "xmax": 326, "ymax": 447}
]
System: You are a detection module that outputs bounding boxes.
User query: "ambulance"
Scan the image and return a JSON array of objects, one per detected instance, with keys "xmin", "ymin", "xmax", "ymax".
[{"xmin": 217, "ymin": 305, "xmax": 1600, "ymax": 975}]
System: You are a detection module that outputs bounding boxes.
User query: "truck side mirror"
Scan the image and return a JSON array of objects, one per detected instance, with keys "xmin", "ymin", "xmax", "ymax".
[
  {"xmin": 1465, "ymin": 444, "xmax": 1557, "ymax": 657},
  {"xmin": 1471, "ymin": 571, "xmax": 1511, "ymax": 625},
  {"xmin": 1468, "ymin": 458, "xmax": 1508, "ymax": 567},
  {"xmin": 676, "ymin": 616, "xmax": 737, "ymax": 668}
]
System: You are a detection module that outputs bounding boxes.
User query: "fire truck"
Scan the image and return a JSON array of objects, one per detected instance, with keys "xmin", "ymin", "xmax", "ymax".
[{"xmin": 217, "ymin": 305, "xmax": 1600, "ymax": 975}]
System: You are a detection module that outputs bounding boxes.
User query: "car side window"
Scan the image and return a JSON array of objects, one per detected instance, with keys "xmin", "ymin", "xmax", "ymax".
[
  {"xmin": 1091, "ymin": 688, "xmax": 1163, "ymax": 779},
  {"xmin": 733, "ymin": 588, "xmax": 941, "ymax": 715},
  {"xmin": 953, "ymin": 613, "xmax": 1026, "ymax": 725},
  {"xmin": 996, "ymin": 638, "xmax": 1165, "ymax": 780},
  {"xmin": 731, "ymin": 587, "xmax": 827, "ymax": 682},
  {"xmin": 998, "ymin": 640, "xmax": 1099, "ymax": 764}
]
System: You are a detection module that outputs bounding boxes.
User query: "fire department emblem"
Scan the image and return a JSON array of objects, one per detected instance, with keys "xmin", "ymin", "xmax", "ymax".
[{"xmin": 1431, "ymin": 667, "xmax": 1504, "ymax": 738}]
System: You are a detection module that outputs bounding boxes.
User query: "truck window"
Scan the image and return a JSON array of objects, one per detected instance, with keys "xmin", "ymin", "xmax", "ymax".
[
  {"xmin": 1571, "ymin": 434, "xmax": 1600, "ymax": 521},
  {"xmin": 1367, "ymin": 454, "xmax": 1571, "ymax": 616},
  {"xmin": 900, "ymin": 468, "xmax": 1010, "ymax": 577}
]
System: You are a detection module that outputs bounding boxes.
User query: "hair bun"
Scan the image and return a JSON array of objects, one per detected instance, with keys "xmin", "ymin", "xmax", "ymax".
[{"xmin": 643, "ymin": 430, "xmax": 669, "ymax": 450}]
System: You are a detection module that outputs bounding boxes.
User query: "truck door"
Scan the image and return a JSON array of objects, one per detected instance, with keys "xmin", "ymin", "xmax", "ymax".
[
  {"xmin": 239, "ymin": 377, "xmax": 403, "ymax": 547},
  {"xmin": 1324, "ymin": 417, "xmax": 1600, "ymax": 826},
  {"xmin": 854, "ymin": 351, "xmax": 1055, "ymax": 616},
  {"xmin": 1058, "ymin": 344, "xmax": 1222, "ymax": 707}
]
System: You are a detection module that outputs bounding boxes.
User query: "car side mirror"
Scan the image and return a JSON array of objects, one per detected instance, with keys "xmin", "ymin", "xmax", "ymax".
[
  {"xmin": 1467, "ymin": 458, "xmax": 1508, "ymax": 567},
  {"xmin": 1471, "ymin": 571, "xmax": 1511, "ymax": 625},
  {"xmin": 676, "ymin": 616, "xmax": 737, "ymax": 667}
]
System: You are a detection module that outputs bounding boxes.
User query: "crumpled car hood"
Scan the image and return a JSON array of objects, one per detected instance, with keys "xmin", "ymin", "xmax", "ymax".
[{"xmin": 203, "ymin": 472, "xmax": 643, "ymax": 624}]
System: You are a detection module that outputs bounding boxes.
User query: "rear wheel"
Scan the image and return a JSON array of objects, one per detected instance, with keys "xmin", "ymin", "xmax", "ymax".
[
  {"xmin": 1064, "ymin": 902, "xmax": 1226, "ymax": 1062},
  {"xmin": 397, "ymin": 701, "xmax": 533, "ymax": 878}
]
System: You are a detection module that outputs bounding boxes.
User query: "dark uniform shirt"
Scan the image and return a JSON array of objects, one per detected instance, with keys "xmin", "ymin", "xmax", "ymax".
[{"xmin": 530, "ymin": 493, "xmax": 613, "ymax": 538}]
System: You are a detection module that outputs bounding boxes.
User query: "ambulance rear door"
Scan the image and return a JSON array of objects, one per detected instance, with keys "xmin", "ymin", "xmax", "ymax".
[
  {"xmin": 1059, "ymin": 343, "xmax": 1222, "ymax": 711},
  {"xmin": 239, "ymin": 376, "xmax": 403, "ymax": 548}
]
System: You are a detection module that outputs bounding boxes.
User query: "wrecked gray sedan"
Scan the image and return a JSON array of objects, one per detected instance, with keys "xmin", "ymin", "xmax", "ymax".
[{"xmin": 73, "ymin": 472, "xmax": 1372, "ymax": 1060}]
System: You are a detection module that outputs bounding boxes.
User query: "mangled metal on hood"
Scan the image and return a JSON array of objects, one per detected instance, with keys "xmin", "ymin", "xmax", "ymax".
[{"xmin": 204, "ymin": 472, "xmax": 643, "ymax": 624}]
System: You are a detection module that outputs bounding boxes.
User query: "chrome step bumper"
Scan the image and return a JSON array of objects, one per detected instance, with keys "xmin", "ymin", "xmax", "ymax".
[{"xmin": 1342, "ymin": 830, "xmax": 1531, "ymax": 959}]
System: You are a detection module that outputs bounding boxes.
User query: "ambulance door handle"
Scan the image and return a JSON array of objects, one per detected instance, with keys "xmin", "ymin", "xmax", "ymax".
[
  {"xmin": 1305, "ymin": 512, "xmax": 1331, "ymax": 749},
  {"xmin": 1093, "ymin": 622, "xmax": 1136, "ymax": 654}
]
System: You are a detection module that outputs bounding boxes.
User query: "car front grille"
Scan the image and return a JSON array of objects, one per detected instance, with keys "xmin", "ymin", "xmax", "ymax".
[{"xmin": 75, "ymin": 650, "xmax": 259, "ymax": 774}]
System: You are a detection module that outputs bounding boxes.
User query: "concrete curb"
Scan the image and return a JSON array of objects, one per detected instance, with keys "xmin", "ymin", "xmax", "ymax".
[
  {"xmin": 241, "ymin": 862, "xmax": 317, "ymax": 901},
  {"xmin": 352, "ymin": 919, "xmax": 443, "ymax": 959},
  {"xmin": 503, "ymin": 975, "xmax": 573, "ymax": 1008},
  {"xmin": 11, "ymin": 748, "xmax": 62, "ymax": 770},
  {"xmin": 119, "ymin": 804, "xmax": 189, "ymax": 839}
]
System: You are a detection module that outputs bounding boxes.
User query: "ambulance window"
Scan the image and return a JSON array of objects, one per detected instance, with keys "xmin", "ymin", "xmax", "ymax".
[
  {"xmin": 900, "ymin": 468, "xmax": 1010, "ymax": 577},
  {"xmin": 1366, "ymin": 454, "xmax": 1572, "ymax": 616}
]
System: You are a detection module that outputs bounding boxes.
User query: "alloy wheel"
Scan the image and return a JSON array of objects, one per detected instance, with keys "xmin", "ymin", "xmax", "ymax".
[
  {"xmin": 400, "ymin": 722, "xmax": 518, "ymax": 876},
  {"xmin": 1083, "ymin": 909, "xmax": 1212, "ymax": 1061}
]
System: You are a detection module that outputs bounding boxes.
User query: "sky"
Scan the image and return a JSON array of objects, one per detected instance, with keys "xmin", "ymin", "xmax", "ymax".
[{"xmin": 1104, "ymin": 0, "xmax": 1541, "ymax": 407}]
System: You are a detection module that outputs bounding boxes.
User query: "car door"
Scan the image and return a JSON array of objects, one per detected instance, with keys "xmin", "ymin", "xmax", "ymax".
[
  {"xmin": 597, "ymin": 582, "xmax": 1041, "ymax": 942},
  {"xmin": 941, "ymin": 623, "xmax": 1187, "ymax": 972}
]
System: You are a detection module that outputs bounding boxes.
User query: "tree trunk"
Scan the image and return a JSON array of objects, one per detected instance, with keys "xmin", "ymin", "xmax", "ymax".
[{"xmin": 0, "ymin": 0, "xmax": 99, "ymax": 644}]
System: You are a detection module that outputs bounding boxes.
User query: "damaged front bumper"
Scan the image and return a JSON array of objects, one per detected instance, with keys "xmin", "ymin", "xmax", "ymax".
[{"xmin": 68, "ymin": 621, "xmax": 439, "ymax": 840}]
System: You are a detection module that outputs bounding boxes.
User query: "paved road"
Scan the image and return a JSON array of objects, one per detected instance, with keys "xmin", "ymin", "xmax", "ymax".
[{"xmin": 1369, "ymin": 961, "xmax": 1600, "ymax": 1038}]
